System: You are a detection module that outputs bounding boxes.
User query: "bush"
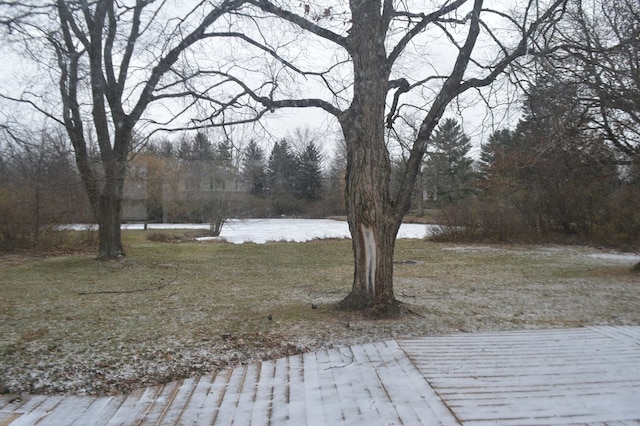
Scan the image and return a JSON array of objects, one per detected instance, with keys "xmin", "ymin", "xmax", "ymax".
[
  {"xmin": 588, "ymin": 185, "xmax": 640, "ymax": 250},
  {"xmin": 431, "ymin": 188, "xmax": 640, "ymax": 251},
  {"xmin": 40, "ymin": 227, "xmax": 98, "ymax": 253},
  {"xmin": 430, "ymin": 199, "xmax": 536, "ymax": 243},
  {"xmin": 145, "ymin": 230, "xmax": 215, "ymax": 243}
]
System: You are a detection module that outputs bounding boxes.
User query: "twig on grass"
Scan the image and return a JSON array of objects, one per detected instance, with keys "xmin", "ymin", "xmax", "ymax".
[{"xmin": 398, "ymin": 301, "xmax": 426, "ymax": 318}]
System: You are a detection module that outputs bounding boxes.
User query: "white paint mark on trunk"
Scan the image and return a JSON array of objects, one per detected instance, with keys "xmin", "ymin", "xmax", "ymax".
[{"xmin": 361, "ymin": 224, "xmax": 376, "ymax": 297}]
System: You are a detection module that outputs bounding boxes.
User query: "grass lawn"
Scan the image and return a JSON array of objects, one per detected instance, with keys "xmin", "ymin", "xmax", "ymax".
[{"xmin": 1, "ymin": 231, "xmax": 638, "ymax": 395}]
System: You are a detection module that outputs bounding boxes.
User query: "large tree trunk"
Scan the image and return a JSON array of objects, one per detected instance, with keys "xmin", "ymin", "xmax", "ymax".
[
  {"xmin": 77, "ymin": 150, "xmax": 128, "ymax": 260},
  {"xmin": 417, "ymin": 171, "xmax": 425, "ymax": 216},
  {"xmin": 338, "ymin": 197, "xmax": 402, "ymax": 316},
  {"xmin": 337, "ymin": 0, "xmax": 403, "ymax": 316},
  {"xmin": 95, "ymin": 190, "xmax": 125, "ymax": 259},
  {"xmin": 95, "ymin": 147, "xmax": 128, "ymax": 259}
]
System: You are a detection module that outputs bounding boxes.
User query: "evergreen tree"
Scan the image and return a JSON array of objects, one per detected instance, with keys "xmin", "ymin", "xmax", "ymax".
[
  {"xmin": 478, "ymin": 128, "xmax": 526, "ymax": 196},
  {"xmin": 479, "ymin": 129, "xmax": 519, "ymax": 174},
  {"xmin": 424, "ymin": 118, "xmax": 475, "ymax": 204},
  {"xmin": 242, "ymin": 140, "xmax": 267, "ymax": 197},
  {"xmin": 215, "ymin": 139, "xmax": 234, "ymax": 168},
  {"xmin": 159, "ymin": 140, "xmax": 175, "ymax": 158},
  {"xmin": 295, "ymin": 142, "xmax": 324, "ymax": 200},
  {"xmin": 479, "ymin": 73, "xmax": 620, "ymax": 237},
  {"xmin": 193, "ymin": 131, "xmax": 215, "ymax": 161},
  {"xmin": 177, "ymin": 139, "xmax": 192, "ymax": 161},
  {"xmin": 267, "ymin": 139, "xmax": 297, "ymax": 196},
  {"xmin": 212, "ymin": 139, "xmax": 236, "ymax": 190}
]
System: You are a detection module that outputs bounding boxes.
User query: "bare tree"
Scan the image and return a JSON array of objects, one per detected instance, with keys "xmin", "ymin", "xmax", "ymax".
[
  {"xmin": 536, "ymin": 0, "xmax": 639, "ymax": 270},
  {"xmin": 544, "ymin": 0, "xmax": 639, "ymax": 159},
  {"xmin": 0, "ymin": 125, "xmax": 89, "ymax": 249},
  {"xmin": 197, "ymin": 0, "xmax": 569, "ymax": 315},
  {"xmin": 0, "ymin": 0, "xmax": 245, "ymax": 258}
]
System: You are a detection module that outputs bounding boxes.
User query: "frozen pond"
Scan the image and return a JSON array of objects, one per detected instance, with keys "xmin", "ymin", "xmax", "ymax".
[{"xmin": 100, "ymin": 218, "xmax": 434, "ymax": 244}]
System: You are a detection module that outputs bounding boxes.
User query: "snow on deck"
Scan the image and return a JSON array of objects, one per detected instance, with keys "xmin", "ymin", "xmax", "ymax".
[{"xmin": 1, "ymin": 326, "xmax": 639, "ymax": 425}]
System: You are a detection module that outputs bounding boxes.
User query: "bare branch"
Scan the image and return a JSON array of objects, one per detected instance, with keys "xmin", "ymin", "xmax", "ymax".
[
  {"xmin": 460, "ymin": 0, "xmax": 569, "ymax": 92},
  {"xmin": 205, "ymin": 31, "xmax": 317, "ymax": 77},
  {"xmin": 212, "ymin": 71, "xmax": 344, "ymax": 118},
  {"xmin": 130, "ymin": 0, "xmax": 248, "ymax": 123},
  {"xmin": 386, "ymin": 0, "xmax": 467, "ymax": 67},
  {"xmin": 247, "ymin": 0, "xmax": 347, "ymax": 48},
  {"xmin": 0, "ymin": 93, "xmax": 64, "ymax": 127}
]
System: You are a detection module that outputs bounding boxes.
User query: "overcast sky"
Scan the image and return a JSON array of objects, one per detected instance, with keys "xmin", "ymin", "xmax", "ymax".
[{"xmin": 0, "ymin": 0, "xmax": 528, "ymax": 159}]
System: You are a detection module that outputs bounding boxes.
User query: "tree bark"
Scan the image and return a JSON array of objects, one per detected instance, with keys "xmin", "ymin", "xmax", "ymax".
[
  {"xmin": 336, "ymin": 0, "xmax": 402, "ymax": 317},
  {"xmin": 93, "ymin": 154, "xmax": 127, "ymax": 259},
  {"xmin": 338, "ymin": 109, "xmax": 402, "ymax": 315},
  {"xmin": 417, "ymin": 171, "xmax": 425, "ymax": 216},
  {"xmin": 96, "ymin": 192, "xmax": 125, "ymax": 259}
]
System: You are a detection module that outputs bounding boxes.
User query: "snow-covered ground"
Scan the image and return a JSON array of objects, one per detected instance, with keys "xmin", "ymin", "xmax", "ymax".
[{"xmin": 72, "ymin": 218, "xmax": 436, "ymax": 244}]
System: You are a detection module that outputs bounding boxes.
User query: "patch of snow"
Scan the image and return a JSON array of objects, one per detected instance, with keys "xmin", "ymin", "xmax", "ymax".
[
  {"xmin": 63, "ymin": 219, "xmax": 434, "ymax": 244},
  {"xmin": 196, "ymin": 218, "xmax": 353, "ymax": 244},
  {"xmin": 443, "ymin": 246, "xmax": 498, "ymax": 252},
  {"xmin": 587, "ymin": 252, "xmax": 640, "ymax": 263},
  {"xmin": 204, "ymin": 219, "xmax": 432, "ymax": 243}
]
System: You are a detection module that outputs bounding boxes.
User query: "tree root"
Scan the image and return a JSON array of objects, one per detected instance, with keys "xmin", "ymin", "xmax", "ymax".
[{"xmin": 336, "ymin": 291, "xmax": 404, "ymax": 318}]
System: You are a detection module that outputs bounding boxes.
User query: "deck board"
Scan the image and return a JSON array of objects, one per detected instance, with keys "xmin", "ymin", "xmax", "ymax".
[
  {"xmin": 249, "ymin": 359, "xmax": 276, "ymax": 424},
  {"xmin": 169, "ymin": 373, "xmax": 212, "ymax": 425},
  {"xmin": 398, "ymin": 326, "xmax": 640, "ymax": 426},
  {"xmin": 106, "ymin": 387, "xmax": 155, "ymax": 426},
  {"xmin": 270, "ymin": 356, "xmax": 294, "ymax": 423},
  {"xmin": 1, "ymin": 326, "xmax": 638, "ymax": 425},
  {"xmin": 33, "ymin": 396, "xmax": 97, "ymax": 426},
  {"xmin": 5, "ymin": 396, "xmax": 64, "ymax": 426},
  {"xmin": 347, "ymin": 343, "xmax": 400, "ymax": 424},
  {"xmin": 325, "ymin": 346, "xmax": 366, "ymax": 423},
  {"xmin": 301, "ymin": 350, "xmax": 327, "ymax": 425},
  {"xmin": 70, "ymin": 394, "xmax": 127, "ymax": 426},
  {"xmin": 150, "ymin": 377, "xmax": 198, "ymax": 425}
]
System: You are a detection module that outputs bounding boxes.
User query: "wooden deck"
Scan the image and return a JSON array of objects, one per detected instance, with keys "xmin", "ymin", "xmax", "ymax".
[{"xmin": 1, "ymin": 326, "xmax": 639, "ymax": 425}]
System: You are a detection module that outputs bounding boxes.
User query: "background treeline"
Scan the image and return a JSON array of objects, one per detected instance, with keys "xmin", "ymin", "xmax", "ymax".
[
  {"xmin": 0, "ymin": 131, "xmax": 94, "ymax": 251},
  {"xmin": 426, "ymin": 73, "xmax": 640, "ymax": 250},
  {"xmin": 135, "ymin": 132, "xmax": 347, "ymax": 221},
  {"xmin": 3, "ymin": 76, "xmax": 639, "ymax": 251},
  {"xmin": 0, "ymin": 129, "xmax": 348, "ymax": 250}
]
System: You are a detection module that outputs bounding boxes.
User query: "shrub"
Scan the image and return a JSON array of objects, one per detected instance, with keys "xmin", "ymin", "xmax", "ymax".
[
  {"xmin": 431, "ymin": 188, "xmax": 640, "ymax": 251},
  {"xmin": 430, "ymin": 199, "xmax": 536, "ymax": 243},
  {"xmin": 146, "ymin": 231, "xmax": 182, "ymax": 243}
]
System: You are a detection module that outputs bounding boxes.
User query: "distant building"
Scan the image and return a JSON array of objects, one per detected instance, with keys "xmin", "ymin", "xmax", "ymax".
[
  {"xmin": 122, "ymin": 163, "xmax": 147, "ymax": 222},
  {"xmin": 121, "ymin": 160, "xmax": 246, "ymax": 223}
]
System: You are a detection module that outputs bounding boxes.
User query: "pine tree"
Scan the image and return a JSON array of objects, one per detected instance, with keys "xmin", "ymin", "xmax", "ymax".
[
  {"xmin": 215, "ymin": 139, "xmax": 234, "ymax": 168},
  {"xmin": 267, "ymin": 139, "xmax": 297, "ymax": 196},
  {"xmin": 424, "ymin": 118, "xmax": 475, "ymax": 204},
  {"xmin": 191, "ymin": 131, "xmax": 215, "ymax": 161},
  {"xmin": 295, "ymin": 142, "xmax": 324, "ymax": 200},
  {"xmin": 241, "ymin": 140, "xmax": 267, "ymax": 197}
]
